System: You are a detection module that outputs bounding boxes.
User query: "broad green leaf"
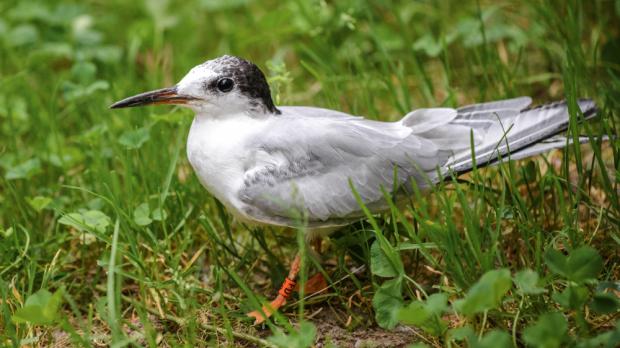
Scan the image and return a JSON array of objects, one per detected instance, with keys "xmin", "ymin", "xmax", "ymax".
[
  {"xmin": 90, "ymin": 46, "xmax": 122, "ymax": 64},
  {"xmin": 151, "ymin": 207, "xmax": 167, "ymax": 221},
  {"xmin": 30, "ymin": 42, "xmax": 73, "ymax": 61},
  {"xmin": 454, "ymin": 269, "xmax": 512, "ymax": 316},
  {"xmin": 12, "ymin": 289, "xmax": 63, "ymax": 325},
  {"xmin": 514, "ymin": 269, "xmax": 545, "ymax": 295},
  {"xmin": 398, "ymin": 293, "xmax": 448, "ymax": 335},
  {"xmin": 58, "ymin": 210, "xmax": 111, "ymax": 234},
  {"xmin": 424, "ymin": 293, "xmax": 449, "ymax": 315},
  {"xmin": 267, "ymin": 321, "xmax": 316, "ymax": 348},
  {"xmin": 448, "ymin": 325, "xmax": 475, "ymax": 342},
  {"xmin": 42, "ymin": 288, "xmax": 63, "ymax": 320},
  {"xmin": 552, "ymin": 285, "xmax": 589, "ymax": 310},
  {"xmin": 7, "ymin": 24, "xmax": 39, "ymax": 47},
  {"xmin": 78, "ymin": 124, "xmax": 108, "ymax": 143},
  {"xmin": 8, "ymin": 2, "xmax": 52, "ymax": 22},
  {"xmin": 574, "ymin": 319, "xmax": 620, "ymax": 348},
  {"xmin": 371, "ymin": 240, "xmax": 398, "ymax": 278},
  {"xmin": 373, "ymin": 277, "xmax": 403, "ymax": 329},
  {"xmin": 474, "ymin": 330, "xmax": 512, "ymax": 348},
  {"xmin": 71, "ymin": 61, "xmax": 96, "ymax": 84},
  {"xmin": 523, "ymin": 312, "xmax": 568, "ymax": 348},
  {"xmin": 133, "ymin": 203, "xmax": 152, "ymax": 226},
  {"xmin": 41, "ymin": 146, "xmax": 85, "ymax": 168},
  {"xmin": 86, "ymin": 198, "xmax": 105, "ymax": 210},
  {"xmin": 545, "ymin": 246, "xmax": 603, "ymax": 283},
  {"xmin": 589, "ymin": 293, "xmax": 620, "ymax": 314},
  {"xmin": 413, "ymin": 34, "xmax": 442, "ymax": 57},
  {"xmin": 118, "ymin": 126, "xmax": 150, "ymax": 150},
  {"xmin": 544, "ymin": 249, "xmax": 568, "ymax": 277},
  {"xmin": 5, "ymin": 158, "xmax": 41, "ymax": 180},
  {"xmin": 566, "ymin": 247, "xmax": 603, "ymax": 283},
  {"xmin": 399, "ymin": 301, "xmax": 429, "ymax": 325},
  {"xmin": 27, "ymin": 196, "xmax": 52, "ymax": 212},
  {"xmin": 1, "ymin": 227, "xmax": 14, "ymax": 238}
]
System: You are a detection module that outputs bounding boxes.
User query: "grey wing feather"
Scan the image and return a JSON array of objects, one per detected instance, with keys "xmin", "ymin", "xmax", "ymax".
[
  {"xmin": 447, "ymin": 98, "xmax": 596, "ymax": 173},
  {"xmin": 492, "ymin": 135, "xmax": 592, "ymax": 163},
  {"xmin": 238, "ymin": 106, "xmax": 458, "ymax": 226},
  {"xmin": 236, "ymin": 97, "xmax": 596, "ymax": 227},
  {"xmin": 456, "ymin": 96, "xmax": 532, "ymax": 113}
]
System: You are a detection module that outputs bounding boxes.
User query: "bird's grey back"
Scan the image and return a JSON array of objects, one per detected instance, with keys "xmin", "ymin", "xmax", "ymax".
[
  {"xmin": 237, "ymin": 98, "xmax": 596, "ymax": 228},
  {"xmin": 237, "ymin": 105, "xmax": 477, "ymax": 227}
]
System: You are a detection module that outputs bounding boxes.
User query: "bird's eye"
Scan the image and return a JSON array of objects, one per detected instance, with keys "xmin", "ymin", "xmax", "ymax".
[{"xmin": 216, "ymin": 77, "xmax": 234, "ymax": 92}]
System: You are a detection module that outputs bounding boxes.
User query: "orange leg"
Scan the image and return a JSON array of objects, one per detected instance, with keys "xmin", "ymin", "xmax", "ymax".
[{"xmin": 247, "ymin": 253, "xmax": 301, "ymax": 325}]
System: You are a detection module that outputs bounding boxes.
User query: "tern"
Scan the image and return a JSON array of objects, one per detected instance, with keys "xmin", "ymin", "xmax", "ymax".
[{"xmin": 111, "ymin": 55, "xmax": 597, "ymax": 324}]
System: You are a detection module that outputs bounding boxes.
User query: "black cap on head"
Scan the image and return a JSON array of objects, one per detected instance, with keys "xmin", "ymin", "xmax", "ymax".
[{"xmin": 203, "ymin": 55, "xmax": 280, "ymax": 114}]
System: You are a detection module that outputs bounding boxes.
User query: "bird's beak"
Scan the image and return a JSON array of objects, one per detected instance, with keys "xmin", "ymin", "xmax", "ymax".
[{"xmin": 110, "ymin": 86, "xmax": 196, "ymax": 109}]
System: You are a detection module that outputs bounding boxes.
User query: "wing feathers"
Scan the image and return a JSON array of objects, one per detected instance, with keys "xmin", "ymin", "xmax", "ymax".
[
  {"xmin": 237, "ymin": 98, "xmax": 595, "ymax": 227},
  {"xmin": 457, "ymin": 96, "xmax": 532, "ymax": 113},
  {"xmin": 401, "ymin": 108, "xmax": 457, "ymax": 133}
]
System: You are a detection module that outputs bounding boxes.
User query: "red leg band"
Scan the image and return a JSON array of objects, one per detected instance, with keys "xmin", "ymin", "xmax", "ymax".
[{"xmin": 278, "ymin": 277, "xmax": 296, "ymax": 299}]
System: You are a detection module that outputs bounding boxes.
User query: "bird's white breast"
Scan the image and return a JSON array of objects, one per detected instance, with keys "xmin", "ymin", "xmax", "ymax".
[{"xmin": 186, "ymin": 113, "xmax": 268, "ymax": 216}]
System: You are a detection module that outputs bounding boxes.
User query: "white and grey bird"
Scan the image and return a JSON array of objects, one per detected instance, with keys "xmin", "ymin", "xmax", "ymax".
[{"xmin": 111, "ymin": 55, "xmax": 597, "ymax": 323}]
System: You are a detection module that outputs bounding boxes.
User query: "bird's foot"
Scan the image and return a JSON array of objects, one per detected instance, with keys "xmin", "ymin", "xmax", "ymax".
[
  {"xmin": 247, "ymin": 294, "xmax": 287, "ymax": 325},
  {"xmin": 247, "ymin": 276, "xmax": 297, "ymax": 325},
  {"xmin": 247, "ymin": 272, "xmax": 329, "ymax": 325}
]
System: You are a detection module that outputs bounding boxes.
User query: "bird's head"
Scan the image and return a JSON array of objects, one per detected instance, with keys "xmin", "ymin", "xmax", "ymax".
[{"xmin": 111, "ymin": 55, "xmax": 279, "ymax": 117}]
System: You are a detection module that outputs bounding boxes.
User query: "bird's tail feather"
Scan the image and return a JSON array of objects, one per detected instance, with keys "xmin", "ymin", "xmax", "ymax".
[{"xmin": 445, "ymin": 99, "xmax": 598, "ymax": 177}]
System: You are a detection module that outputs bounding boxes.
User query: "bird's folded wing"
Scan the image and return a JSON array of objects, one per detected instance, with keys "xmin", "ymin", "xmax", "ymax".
[{"xmin": 237, "ymin": 107, "xmax": 449, "ymax": 226}]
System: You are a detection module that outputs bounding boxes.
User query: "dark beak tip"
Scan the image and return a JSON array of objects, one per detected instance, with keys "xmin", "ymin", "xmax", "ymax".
[
  {"xmin": 109, "ymin": 86, "xmax": 181, "ymax": 110},
  {"xmin": 109, "ymin": 99, "xmax": 132, "ymax": 109},
  {"xmin": 110, "ymin": 102, "xmax": 131, "ymax": 109}
]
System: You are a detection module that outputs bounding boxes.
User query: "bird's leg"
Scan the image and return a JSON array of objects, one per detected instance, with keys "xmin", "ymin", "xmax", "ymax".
[
  {"xmin": 247, "ymin": 253, "xmax": 301, "ymax": 325},
  {"xmin": 247, "ymin": 237, "xmax": 330, "ymax": 325}
]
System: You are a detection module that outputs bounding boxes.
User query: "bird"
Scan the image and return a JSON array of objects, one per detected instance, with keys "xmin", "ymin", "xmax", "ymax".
[{"xmin": 111, "ymin": 55, "xmax": 597, "ymax": 324}]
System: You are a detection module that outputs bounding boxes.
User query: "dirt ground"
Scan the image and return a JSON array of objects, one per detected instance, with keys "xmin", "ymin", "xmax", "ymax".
[{"xmin": 311, "ymin": 310, "xmax": 422, "ymax": 348}]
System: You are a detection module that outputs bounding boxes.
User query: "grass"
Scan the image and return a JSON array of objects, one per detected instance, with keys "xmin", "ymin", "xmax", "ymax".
[{"xmin": 1, "ymin": 0, "xmax": 619, "ymax": 346}]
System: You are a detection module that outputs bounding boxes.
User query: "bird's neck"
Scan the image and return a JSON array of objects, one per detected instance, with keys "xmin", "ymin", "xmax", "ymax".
[{"xmin": 192, "ymin": 107, "xmax": 276, "ymax": 121}]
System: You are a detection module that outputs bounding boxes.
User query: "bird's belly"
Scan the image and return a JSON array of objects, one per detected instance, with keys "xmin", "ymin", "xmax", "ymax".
[{"xmin": 187, "ymin": 147, "xmax": 241, "ymax": 208}]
